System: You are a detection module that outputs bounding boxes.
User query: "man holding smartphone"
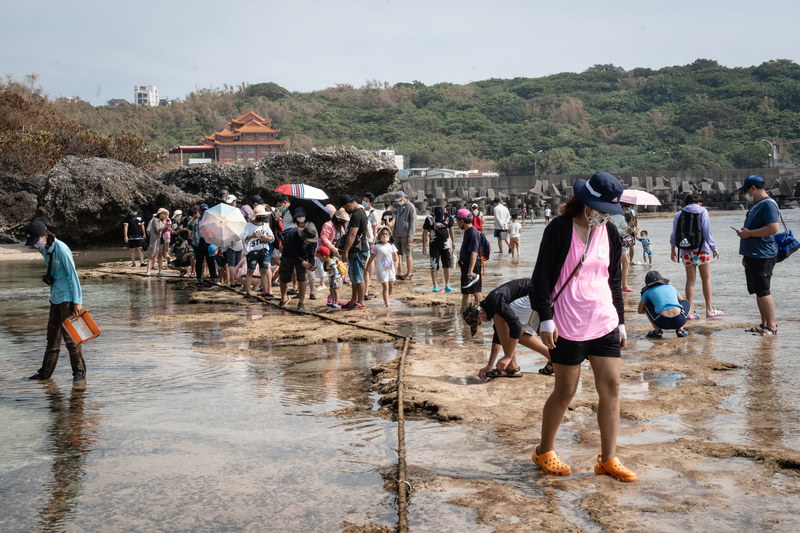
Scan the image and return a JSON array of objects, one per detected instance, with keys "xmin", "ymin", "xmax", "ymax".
[{"xmin": 736, "ymin": 175, "xmax": 780, "ymax": 336}]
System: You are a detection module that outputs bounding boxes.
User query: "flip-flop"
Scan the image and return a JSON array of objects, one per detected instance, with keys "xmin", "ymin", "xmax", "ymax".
[
  {"xmin": 538, "ymin": 362, "xmax": 554, "ymax": 375},
  {"xmin": 279, "ymin": 300, "xmax": 289, "ymax": 307},
  {"xmin": 646, "ymin": 330, "xmax": 663, "ymax": 339},
  {"xmin": 532, "ymin": 444, "xmax": 571, "ymax": 475},
  {"xmin": 594, "ymin": 455, "xmax": 637, "ymax": 481}
]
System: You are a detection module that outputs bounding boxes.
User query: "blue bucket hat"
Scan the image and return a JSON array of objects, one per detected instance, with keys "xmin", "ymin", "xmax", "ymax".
[
  {"xmin": 739, "ymin": 175, "xmax": 764, "ymax": 191},
  {"xmin": 208, "ymin": 244, "xmax": 219, "ymax": 256},
  {"xmin": 573, "ymin": 172, "xmax": 624, "ymax": 215},
  {"xmin": 294, "ymin": 206, "xmax": 307, "ymax": 217}
]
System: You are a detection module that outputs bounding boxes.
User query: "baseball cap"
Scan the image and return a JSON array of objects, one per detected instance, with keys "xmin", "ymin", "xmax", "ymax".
[
  {"xmin": 225, "ymin": 194, "xmax": 236, "ymax": 204},
  {"xmin": 251, "ymin": 195, "xmax": 263, "ymax": 204},
  {"xmin": 739, "ymin": 175, "xmax": 765, "ymax": 191},
  {"xmin": 456, "ymin": 208, "xmax": 472, "ymax": 219},
  {"xmin": 340, "ymin": 194, "xmax": 355, "ymax": 207},
  {"xmin": 25, "ymin": 220, "xmax": 48, "ymax": 247},
  {"xmin": 316, "ymin": 246, "xmax": 330, "ymax": 256},
  {"xmin": 461, "ymin": 303, "xmax": 481, "ymax": 336},
  {"xmin": 131, "ymin": 204, "xmax": 140, "ymax": 211},
  {"xmin": 199, "ymin": 203, "xmax": 209, "ymax": 211},
  {"xmin": 471, "ymin": 203, "xmax": 478, "ymax": 208},
  {"xmin": 394, "ymin": 191, "xmax": 406, "ymax": 202}
]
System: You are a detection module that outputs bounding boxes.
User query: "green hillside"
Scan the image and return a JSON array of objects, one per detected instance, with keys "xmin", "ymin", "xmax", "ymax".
[{"xmin": 56, "ymin": 59, "xmax": 800, "ymax": 174}]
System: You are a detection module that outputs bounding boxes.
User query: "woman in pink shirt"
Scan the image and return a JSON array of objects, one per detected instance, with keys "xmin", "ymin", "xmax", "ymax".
[{"xmin": 530, "ymin": 172, "xmax": 637, "ymax": 482}]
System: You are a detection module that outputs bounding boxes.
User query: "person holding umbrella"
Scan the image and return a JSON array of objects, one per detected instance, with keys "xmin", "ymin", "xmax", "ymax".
[
  {"xmin": 24, "ymin": 220, "xmax": 86, "ymax": 382},
  {"xmin": 190, "ymin": 204, "xmax": 217, "ymax": 285}
]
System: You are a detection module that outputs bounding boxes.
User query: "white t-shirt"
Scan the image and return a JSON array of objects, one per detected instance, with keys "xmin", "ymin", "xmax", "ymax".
[
  {"xmin": 508, "ymin": 222, "xmax": 521, "ymax": 238},
  {"xmin": 243, "ymin": 221, "xmax": 273, "ymax": 253},
  {"xmin": 544, "ymin": 208, "xmax": 551, "ymax": 217},
  {"xmin": 371, "ymin": 242, "xmax": 397, "ymax": 283},
  {"xmin": 365, "ymin": 207, "xmax": 379, "ymax": 241},
  {"xmin": 493, "ymin": 203, "xmax": 510, "ymax": 230}
]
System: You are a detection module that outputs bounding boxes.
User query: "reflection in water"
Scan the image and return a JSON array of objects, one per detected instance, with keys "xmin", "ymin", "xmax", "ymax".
[
  {"xmin": 745, "ymin": 337, "xmax": 783, "ymax": 448},
  {"xmin": 39, "ymin": 382, "xmax": 98, "ymax": 532}
]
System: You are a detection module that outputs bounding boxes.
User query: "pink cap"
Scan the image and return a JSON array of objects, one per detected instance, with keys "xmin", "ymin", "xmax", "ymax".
[{"xmin": 456, "ymin": 208, "xmax": 471, "ymax": 219}]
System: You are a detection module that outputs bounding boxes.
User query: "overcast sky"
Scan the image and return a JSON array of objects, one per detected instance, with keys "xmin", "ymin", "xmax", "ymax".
[{"xmin": 2, "ymin": 0, "xmax": 796, "ymax": 106}]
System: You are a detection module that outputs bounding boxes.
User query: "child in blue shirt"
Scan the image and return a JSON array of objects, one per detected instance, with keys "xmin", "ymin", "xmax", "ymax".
[
  {"xmin": 638, "ymin": 271, "xmax": 690, "ymax": 338},
  {"xmin": 639, "ymin": 230, "xmax": 652, "ymax": 265}
]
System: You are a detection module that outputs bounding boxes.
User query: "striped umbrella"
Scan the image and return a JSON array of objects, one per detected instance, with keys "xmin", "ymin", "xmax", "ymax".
[
  {"xmin": 199, "ymin": 203, "xmax": 247, "ymax": 248},
  {"xmin": 274, "ymin": 184, "xmax": 328, "ymax": 200}
]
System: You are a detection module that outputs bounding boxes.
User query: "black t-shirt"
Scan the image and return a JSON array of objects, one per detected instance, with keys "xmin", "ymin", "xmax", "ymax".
[
  {"xmin": 124, "ymin": 214, "xmax": 144, "ymax": 238},
  {"xmin": 481, "ymin": 278, "xmax": 532, "ymax": 340},
  {"xmin": 348, "ymin": 208, "xmax": 370, "ymax": 252},
  {"xmin": 423, "ymin": 215, "xmax": 453, "ymax": 250}
]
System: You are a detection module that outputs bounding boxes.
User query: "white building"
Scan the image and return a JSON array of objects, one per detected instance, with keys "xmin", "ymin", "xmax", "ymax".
[
  {"xmin": 134, "ymin": 85, "xmax": 159, "ymax": 107},
  {"xmin": 377, "ymin": 148, "xmax": 404, "ymax": 170}
]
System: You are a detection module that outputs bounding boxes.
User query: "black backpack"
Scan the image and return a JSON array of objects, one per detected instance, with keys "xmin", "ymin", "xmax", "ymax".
[
  {"xmin": 479, "ymin": 232, "xmax": 491, "ymax": 261},
  {"xmin": 675, "ymin": 209, "xmax": 704, "ymax": 251}
]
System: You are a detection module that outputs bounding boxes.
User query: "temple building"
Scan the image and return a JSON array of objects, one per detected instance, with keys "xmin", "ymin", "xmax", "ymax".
[{"xmin": 201, "ymin": 110, "xmax": 286, "ymax": 163}]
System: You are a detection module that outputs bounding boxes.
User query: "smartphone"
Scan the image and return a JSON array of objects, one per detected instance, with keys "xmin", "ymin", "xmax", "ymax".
[{"xmin": 730, "ymin": 226, "xmax": 739, "ymax": 232}]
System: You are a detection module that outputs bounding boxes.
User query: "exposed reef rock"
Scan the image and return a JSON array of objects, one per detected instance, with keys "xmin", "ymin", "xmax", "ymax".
[{"xmin": 159, "ymin": 146, "xmax": 398, "ymax": 204}]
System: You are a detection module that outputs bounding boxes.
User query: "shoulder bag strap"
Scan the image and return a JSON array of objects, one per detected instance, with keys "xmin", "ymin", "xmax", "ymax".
[
  {"xmin": 551, "ymin": 226, "xmax": 595, "ymax": 307},
  {"xmin": 768, "ymin": 198, "xmax": 789, "ymax": 232}
]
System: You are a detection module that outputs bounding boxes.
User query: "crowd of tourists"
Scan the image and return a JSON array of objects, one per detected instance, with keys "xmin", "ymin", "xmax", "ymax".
[{"xmin": 25, "ymin": 171, "xmax": 786, "ymax": 484}]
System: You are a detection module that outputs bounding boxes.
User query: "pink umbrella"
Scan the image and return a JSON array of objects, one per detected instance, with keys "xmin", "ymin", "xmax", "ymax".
[{"xmin": 621, "ymin": 189, "xmax": 661, "ymax": 206}]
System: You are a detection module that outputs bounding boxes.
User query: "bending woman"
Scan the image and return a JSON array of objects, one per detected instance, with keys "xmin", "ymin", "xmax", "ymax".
[{"xmin": 530, "ymin": 172, "xmax": 636, "ymax": 482}]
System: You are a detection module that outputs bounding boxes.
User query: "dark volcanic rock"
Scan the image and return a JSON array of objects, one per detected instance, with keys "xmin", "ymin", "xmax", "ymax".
[
  {"xmin": 160, "ymin": 146, "xmax": 398, "ymax": 204},
  {"xmin": 0, "ymin": 172, "xmax": 47, "ymax": 239},
  {"xmin": 35, "ymin": 156, "xmax": 201, "ymax": 245}
]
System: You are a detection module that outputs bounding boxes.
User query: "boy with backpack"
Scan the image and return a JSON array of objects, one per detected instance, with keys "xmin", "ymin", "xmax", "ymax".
[
  {"xmin": 422, "ymin": 205, "xmax": 455, "ymax": 292},
  {"xmin": 456, "ymin": 208, "xmax": 483, "ymax": 307},
  {"xmin": 317, "ymin": 246, "xmax": 345, "ymax": 309}
]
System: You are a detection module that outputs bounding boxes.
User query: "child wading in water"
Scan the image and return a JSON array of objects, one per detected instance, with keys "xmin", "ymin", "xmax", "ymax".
[
  {"xmin": 365, "ymin": 226, "xmax": 398, "ymax": 307},
  {"xmin": 508, "ymin": 213, "xmax": 522, "ymax": 258},
  {"xmin": 639, "ymin": 230, "xmax": 653, "ymax": 265},
  {"xmin": 317, "ymin": 246, "xmax": 344, "ymax": 309}
]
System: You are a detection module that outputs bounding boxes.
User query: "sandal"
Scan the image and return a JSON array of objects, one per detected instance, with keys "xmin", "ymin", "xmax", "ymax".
[
  {"xmin": 594, "ymin": 455, "xmax": 637, "ymax": 481},
  {"xmin": 646, "ymin": 330, "xmax": 663, "ymax": 339},
  {"xmin": 706, "ymin": 308, "xmax": 724, "ymax": 318},
  {"xmin": 486, "ymin": 367, "xmax": 522, "ymax": 378},
  {"xmin": 622, "ymin": 286, "xmax": 635, "ymax": 293},
  {"xmin": 746, "ymin": 324, "xmax": 766, "ymax": 333},
  {"xmin": 538, "ymin": 362, "xmax": 554, "ymax": 376},
  {"xmin": 753, "ymin": 325, "xmax": 778, "ymax": 336},
  {"xmin": 279, "ymin": 300, "xmax": 289, "ymax": 307},
  {"xmin": 676, "ymin": 328, "xmax": 688, "ymax": 337},
  {"xmin": 532, "ymin": 444, "xmax": 571, "ymax": 475},
  {"xmin": 687, "ymin": 311, "xmax": 700, "ymax": 320}
]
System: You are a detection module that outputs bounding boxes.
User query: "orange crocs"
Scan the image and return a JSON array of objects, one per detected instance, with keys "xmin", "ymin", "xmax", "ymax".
[
  {"xmin": 594, "ymin": 455, "xmax": 637, "ymax": 481},
  {"xmin": 532, "ymin": 444, "xmax": 571, "ymax": 475}
]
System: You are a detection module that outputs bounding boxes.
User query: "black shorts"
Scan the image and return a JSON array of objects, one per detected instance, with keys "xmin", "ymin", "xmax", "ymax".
[
  {"xmin": 279, "ymin": 255, "xmax": 307, "ymax": 283},
  {"xmin": 459, "ymin": 260, "xmax": 482, "ymax": 295},
  {"xmin": 170, "ymin": 257, "xmax": 191, "ymax": 268},
  {"xmin": 744, "ymin": 256, "xmax": 777, "ymax": 298},
  {"xmin": 429, "ymin": 247, "xmax": 452, "ymax": 271},
  {"xmin": 645, "ymin": 300, "xmax": 690, "ymax": 330},
  {"xmin": 128, "ymin": 238, "xmax": 144, "ymax": 249},
  {"xmin": 549, "ymin": 328, "xmax": 621, "ymax": 366}
]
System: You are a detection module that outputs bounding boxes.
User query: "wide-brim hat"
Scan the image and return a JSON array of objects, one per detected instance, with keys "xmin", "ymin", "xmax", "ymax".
[
  {"xmin": 334, "ymin": 207, "xmax": 350, "ymax": 222},
  {"xmin": 642, "ymin": 270, "xmax": 669, "ymax": 293},
  {"xmin": 461, "ymin": 302, "xmax": 480, "ymax": 336},
  {"xmin": 25, "ymin": 220, "xmax": 48, "ymax": 246},
  {"xmin": 253, "ymin": 205, "xmax": 268, "ymax": 216},
  {"xmin": 574, "ymin": 172, "xmax": 624, "ymax": 215},
  {"xmin": 301, "ymin": 225, "xmax": 318, "ymax": 243}
]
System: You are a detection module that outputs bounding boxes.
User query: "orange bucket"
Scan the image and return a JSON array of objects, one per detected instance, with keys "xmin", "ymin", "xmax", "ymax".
[{"xmin": 62, "ymin": 311, "xmax": 101, "ymax": 346}]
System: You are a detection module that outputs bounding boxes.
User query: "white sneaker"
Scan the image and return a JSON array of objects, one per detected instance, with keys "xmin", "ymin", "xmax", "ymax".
[{"xmin": 462, "ymin": 273, "xmax": 480, "ymax": 289}]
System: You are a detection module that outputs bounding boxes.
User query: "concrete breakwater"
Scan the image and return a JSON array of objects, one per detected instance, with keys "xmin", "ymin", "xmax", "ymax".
[{"xmin": 392, "ymin": 167, "xmax": 800, "ymax": 216}]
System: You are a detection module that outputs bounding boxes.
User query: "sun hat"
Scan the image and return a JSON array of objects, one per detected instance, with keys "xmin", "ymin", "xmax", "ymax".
[
  {"xmin": 294, "ymin": 206, "xmax": 307, "ymax": 217},
  {"xmin": 471, "ymin": 203, "xmax": 478, "ymax": 208},
  {"xmin": 573, "ymin": 172, "xmax": 624, "ymax": 215},
  {"xmin": 456, "ymin": 208, "xmax": 472, "ymax": 219},
  {"xmin": 334, "ymin": 207, "xmax": 350, "ymax": 222},
  {"xmin": 25, "ymin": 220, "xmax": 48, "ymax": 246},
  {"xmin": 316, "ymin": 246, "xmax": 330, "ymax": 256},
  {"xmin": 172, "ymin": 210, "xmax": 182, "ymax": 217},
  {"xmin": 739, "ymin": 175, "xmax": 765, "ymax": 191},
  {"xmin": 394, "ymin": 191, "xmax": 406, "ymax": 202},
  {"xmin": 208, "ymin": 244, "xmax": 219, "ymax": 257},
  {"xmin": 300, "ymin": 225, "xmax": 318, "ymax": 243},
  {"xmin": 157, "ymin": 208, "xmax": 169, "ymax": 216},
  {"xmin": 253, "ymin": 205, "xmax": 268, "ymax": 216},
  {"xmin": 642, "ymin": 270, "xmax": 670, "ymax": 294},
  {"xmin": 225, "ymin": 194, "xmax": 236, "ymax": 204},
  {"xmin": 461, "ymin": 302, "xmax": 481, "ymax": 336}
]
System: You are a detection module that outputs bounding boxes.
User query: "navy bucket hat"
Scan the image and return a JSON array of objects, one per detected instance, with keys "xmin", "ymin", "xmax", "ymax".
[{"xmin": 573, "ymin": 172, "xmax": 624, "ymax": 215}]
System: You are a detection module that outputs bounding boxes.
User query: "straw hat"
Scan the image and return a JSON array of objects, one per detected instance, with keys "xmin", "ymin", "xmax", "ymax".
[
  {"xmin": 253, "ymin": 205, "xmax": 268, "ymax": 217},
  {"xmin": 334, "ymin": 207, "xmax": 350, "ymax": 222},
  {"xmin": 157, "ymin": 208, "xmax": 169, "ymax": 216}
]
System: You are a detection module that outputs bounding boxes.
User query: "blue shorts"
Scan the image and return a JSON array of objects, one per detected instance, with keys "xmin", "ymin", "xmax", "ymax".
[
  {"xmin": 348, "ymin": 250, "xmax": 369, "ymax": 284},
  {"xmin": 645, "ymin": 300, "xmax": 690, "ymax": 330},
  {"xmin": 642, "ymin": 247, "xmax": 652, "ymax": 257},
  {"xmin": 246, "ymin": 249, "xmax": 271, "ymax": 271}
]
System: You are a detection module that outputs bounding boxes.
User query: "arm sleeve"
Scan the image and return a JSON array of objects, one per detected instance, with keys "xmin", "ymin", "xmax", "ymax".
[
  {"xmin": 701, "ymin": 209, "xmax": 717, "ymax": 253},
  {"xmin": 670, "ymin": 212, "xmax": 679, "ymax": 247},
  {"xmin": 530, "ymin": 222, "xmax": 560, "ymax": 320},
  {"xmin": 607, "ymin": 224, "xmax": 625, "ymax": 325},
  {"xmin": 63, "ymin": 247, "xmax": 83, "ymax": 305},
  {"xmin": 409, "ymin": 204, "xmax": 417, "ymax": 236}
]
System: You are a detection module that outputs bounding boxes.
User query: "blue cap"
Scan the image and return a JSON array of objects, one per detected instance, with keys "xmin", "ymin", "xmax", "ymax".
[
  {"xmin": 573, "ymin": 172, "xmax": 624, "ymax": 215},
  {"xmin": 294, "ymin": 206, "xmax": 307, "ymax": 217},
  {"xmin": 739, "ymin": 175, "xmax": 764, "ymax": 191},
  {"xmin": 199, "ymin": 203, "xmax": 209, "ymax": 211},
  {"xmin": 208, "ymin": 244, "xmax": 219, "ymax": 256}
]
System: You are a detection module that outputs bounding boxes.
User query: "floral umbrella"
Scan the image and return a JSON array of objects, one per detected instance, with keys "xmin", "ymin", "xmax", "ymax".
[{"xmin": 199, "ymin": 203, "xmax": 247, "ymax": 248}]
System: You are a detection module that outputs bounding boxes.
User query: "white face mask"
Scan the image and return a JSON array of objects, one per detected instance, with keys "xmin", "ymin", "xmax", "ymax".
[
  {"xmin": 380, "ymin": 235, "xmax": 389, "ymax": 243},
  {"xmin": 745, "ymin": 188, "xmax": 754, "ymax": 202},
  {"xmin": 296, "ymin": 216, "xmax": 306, "ymax": 223},
  {"xmin": 586, "ymin": 207, "xmax": 611, "ymax": 227}
]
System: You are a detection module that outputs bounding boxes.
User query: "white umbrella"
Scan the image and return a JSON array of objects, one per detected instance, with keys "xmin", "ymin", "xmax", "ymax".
[
  {"xmin": 199, "ymin": 203, "xmax": 247, "ymax": 248},
  {"xmin": 621, "ymin": 189, "xmax": 662, "ymax": 206},
  {"xmin": 274, "ymin": 183, "xmax": 328, "ymax": 200}
]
